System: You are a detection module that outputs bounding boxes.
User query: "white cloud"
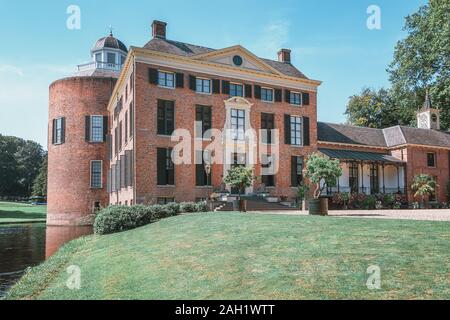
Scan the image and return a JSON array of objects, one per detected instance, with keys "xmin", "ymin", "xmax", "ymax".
[
  {"xmin": 0, "ymin": 64, "xmax": 24, "ymax": 76},
  {"xmin": 251, "ymin": 20, "xmax": 290, "ymax": 59}
]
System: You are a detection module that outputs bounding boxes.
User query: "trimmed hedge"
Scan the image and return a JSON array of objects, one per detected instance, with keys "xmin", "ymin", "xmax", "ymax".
[{"xmin": 94, "ymin": 201, "xmax": 208, "ymax": 235}]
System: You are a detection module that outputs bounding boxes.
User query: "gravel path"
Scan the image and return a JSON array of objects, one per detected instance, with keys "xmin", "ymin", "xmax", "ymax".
[{"xmin": 249, "ymin": 209, "xmax": 450, "ymax": 221}]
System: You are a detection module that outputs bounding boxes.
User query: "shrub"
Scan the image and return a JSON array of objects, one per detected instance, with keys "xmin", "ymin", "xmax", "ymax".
[
  {"xmin": 363, "ymin": 195, "xmax": 377, "ymax": 210},
  {"xmin": 195, "ymin": 201, "xmax": 208, "ymax": 212},
  {"xmin": 180, "ymin": 202, "xmax": 197, "ymax": 213},
  {"xmin": 382, "ymin": 194, "xmax": 395, "ymax": 208},
  {"xmin": 165, "ymin": 202, "xmax": 181, "ymax": 215}
]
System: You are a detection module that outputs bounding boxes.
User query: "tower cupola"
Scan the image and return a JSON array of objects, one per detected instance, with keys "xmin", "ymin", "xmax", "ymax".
[{"xmin": 417, "ymin": 90, "xmax": 440, "ymax": 130}]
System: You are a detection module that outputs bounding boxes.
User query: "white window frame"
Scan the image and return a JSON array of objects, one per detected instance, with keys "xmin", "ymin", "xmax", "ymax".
[
  {"xmin": 290, "ymin": 116, "xmax": 303, "ymax": 146},
  {"xmin": 196, "ymin": 77, "xmax": 211, "ymax": 94},
  {"xmin": 231, "ymin": 108, "xmax": 245, "ymax": 141},
  {"xmin": 261, "ymin": 87, "xmax": 274, "ymax": 103},
  {"xmin": 90, "ymin": 160, "xmax": 103, "ymax": 189},
  {"xmin": 158, "ymin": 70, "xmax": 175, "ymax": 89},
  {"xmin": 90, "ymin": 115, "xmax": 104, "ymax": 143},
  {"xmin": 230, "ymin": 82, "xmax": 244, "ymax": 97},
  {"xmin": 54, "ymin": 117, "xmax": 63, "ymax": 145},
  {"xmin": 290, "ymin": 91, "xmax": 302, "ymax": 106}
]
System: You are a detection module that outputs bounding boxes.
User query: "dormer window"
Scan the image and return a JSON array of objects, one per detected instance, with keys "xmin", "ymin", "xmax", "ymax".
[
  {"xmin": 95, "ymin": 53, "xmax": 102, "ymax": 62},
  {"xmin": 107, "ymin": 52, "xmax": 116, "ymax": 64},
  {"xmin": 230, "ymin": 83, "xmax": 243, "ymax": 97}
]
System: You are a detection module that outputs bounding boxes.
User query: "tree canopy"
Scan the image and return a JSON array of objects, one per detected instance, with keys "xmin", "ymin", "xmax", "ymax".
[{"xmin": 346, "ymin": 0, "xmax": 449, "ymax": 129}]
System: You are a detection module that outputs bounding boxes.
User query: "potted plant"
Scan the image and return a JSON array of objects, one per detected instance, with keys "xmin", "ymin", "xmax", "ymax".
[
  {"xmin": 304, "ymin": 153, "xmax": 342, "ymax": 215},
  {"xmin": 411, "ymin": 174, "xmax": 438, "ymax": 209},
  {"xmin": 297, "ymin": 182, "xmax": 310, "ymax": 211},
  {"xmin": 223, "ymin": 166, "xmax": 255, "ymax": 212}
]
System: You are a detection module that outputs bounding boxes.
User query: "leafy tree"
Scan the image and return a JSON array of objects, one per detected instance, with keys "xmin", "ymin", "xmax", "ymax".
[
  {"xmin": 304, "ymin": 153, "xmax": 342, "ymax": 199},
  {"xmin": 388, "ymin": 0, "xmax": 450, "ymax": 129},
  {"xmin": 223, "ymin": 166, "xmax": 255, "ymax": 199},
  {"xmin": 32, "ymin": 154, "xmax": 48, "ymax": 196},
  {"xmin": 411, "ymin": 174, "xmax": 437, "ymax": 203}
]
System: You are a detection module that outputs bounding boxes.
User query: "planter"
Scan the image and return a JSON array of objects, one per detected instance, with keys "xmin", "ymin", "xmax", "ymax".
[{"xmin": 308, "ymin": 198, "xmax": 328, "ymax": 216}]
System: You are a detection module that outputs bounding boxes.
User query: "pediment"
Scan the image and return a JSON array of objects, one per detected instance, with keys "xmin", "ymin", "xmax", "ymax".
[{"xmin": 191, "ymin": 45, "xmax": 282, "ymax": 76}]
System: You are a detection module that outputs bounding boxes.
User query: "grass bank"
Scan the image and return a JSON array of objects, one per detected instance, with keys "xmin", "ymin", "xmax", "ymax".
[
  {"xmin": 0, "ymin": 202, "xmax": 46, "ymax": 224},
  {"xmin": 6, "ymin": 212, "xmax": 450, "ymax": 299}
]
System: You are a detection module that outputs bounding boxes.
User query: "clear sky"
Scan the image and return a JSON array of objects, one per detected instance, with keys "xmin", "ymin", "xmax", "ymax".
[{"xmin": 0, "ymin": 0, "xmax": 426, "ymax": 148}]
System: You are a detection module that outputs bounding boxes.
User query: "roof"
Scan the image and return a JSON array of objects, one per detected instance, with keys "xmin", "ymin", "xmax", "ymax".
[
  {"xmin": 319, "ymin": 148, "xmax": 404, "ymax": 163},
  {"xmin": 142, "ymin": 38, "xmax": 308, "ymax": 79},
  {"xmin": 318, "ymin": 122, "xmax": 450, "ymax": 149},
  {"xmin": 93, "ymin": 34, "xmax": 128, "ymax": 53},
  {"xmin": 73, "ymin": 68, "xmax": 121, "ymax": 78},
  {"xmin": 317, "ymin": 122, "xmax": 387, "ymax": 147}
]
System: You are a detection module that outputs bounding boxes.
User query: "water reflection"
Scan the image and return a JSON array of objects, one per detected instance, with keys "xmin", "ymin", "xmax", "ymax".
[
  {"xmin": 45, "ymin": 225, "xmax": 92, "ymax": 258},
  {"xmin": 0, "ymin": 223, "xmax": 93, "ymax": 297}
]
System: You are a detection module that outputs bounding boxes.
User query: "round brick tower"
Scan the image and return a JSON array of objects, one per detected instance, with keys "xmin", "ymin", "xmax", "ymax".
[{"xmin": 47, "ymin": 33, "xmax": 127, "ymax": 226}]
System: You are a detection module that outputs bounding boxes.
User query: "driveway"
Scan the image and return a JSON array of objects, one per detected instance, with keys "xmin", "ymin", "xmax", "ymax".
[{"xmin": 249, "ymin": 209, "xmax": 450, "ymax": 221}]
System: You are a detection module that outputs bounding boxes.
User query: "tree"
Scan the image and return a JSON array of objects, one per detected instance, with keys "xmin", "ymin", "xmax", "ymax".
[
  {"xmin": 0, "ymin": 134, "xmax": 45, "ymax": 197},
  {"xmin": 32, "ymin": 154, "xmax": 48, "ymax": 196},
  {"xmin": 411, "ymin": 174, "xmax": 437, "ymax": 205},
  {"xmin": 388, "ymin": 0, "xmax": 450, "ymax": 129},
  {"xmin": 223, "ymin": 166, "xmax": 255, "ymax": 199},
  {"xmin": 304, "ymin": 153, "xmax": 342, "ymax": 199},
  {"xmin": 345, "ymin": 88, "xmax": 412, "ymax": 128}
]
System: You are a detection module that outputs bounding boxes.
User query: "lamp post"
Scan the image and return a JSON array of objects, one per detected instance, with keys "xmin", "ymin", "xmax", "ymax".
[{"xmin": 204, "ymin": 163, "xmax": 212, "ymax": 210}]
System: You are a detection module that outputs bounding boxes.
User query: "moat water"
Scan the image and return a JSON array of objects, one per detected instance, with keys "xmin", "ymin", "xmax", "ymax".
[{"xmin": 0, "ymin": 224, "xmax": 92, "ymax": 298}]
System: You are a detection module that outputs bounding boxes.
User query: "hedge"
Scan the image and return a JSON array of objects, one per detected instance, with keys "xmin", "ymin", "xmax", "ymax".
[{"xmin": 93, "ymin": 201, "xmax": 208, "ymax": 235}]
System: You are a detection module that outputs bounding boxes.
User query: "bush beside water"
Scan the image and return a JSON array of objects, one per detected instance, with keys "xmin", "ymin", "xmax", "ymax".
[{"xmin": 94, "ymin": 202, "xmax": 208, "ymax": 235}]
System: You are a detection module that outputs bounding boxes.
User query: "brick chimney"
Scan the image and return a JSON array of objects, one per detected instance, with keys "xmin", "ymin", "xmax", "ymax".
[
  {"xmin": 152, "ymin": 20, "xmax": 167, "ymax": 39},
  {"xmin": 278, "ymin": 49, "xmax": 291, "ymax": 63}
]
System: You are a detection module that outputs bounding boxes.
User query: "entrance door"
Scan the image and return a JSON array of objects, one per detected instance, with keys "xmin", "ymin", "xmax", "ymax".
[{"xmin": 230, "ymin": 153, "xmax": 246, "ymax": 194}]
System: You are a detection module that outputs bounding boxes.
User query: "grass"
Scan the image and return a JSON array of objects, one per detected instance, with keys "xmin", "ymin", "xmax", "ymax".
[
  {"xmin": 0, "ymin": 202, "xmax": 47, "ymax": 224},
  {"xmin": 6, "ymin": 212, "xmax": 450, "ymax": 300}
]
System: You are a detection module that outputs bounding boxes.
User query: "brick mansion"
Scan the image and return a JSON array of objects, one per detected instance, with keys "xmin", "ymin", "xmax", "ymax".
[{"xmin": 47, "ymin": 20, "xmax": 450, "ymax": 225}]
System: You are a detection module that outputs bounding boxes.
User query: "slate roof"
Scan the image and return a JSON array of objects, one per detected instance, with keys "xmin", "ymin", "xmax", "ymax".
[
  {"xmin": 94, "ymin": 35, "xmax": 128, "ymax": 53},
  {"xmin": 142, "ymin": 38, "xmax": 308, "ymax": 79},
  {"xmin": 319, "ymin": 148, "xmax": 405, "ymax": 163},
  {"xmin": 318, "ymin": 122, "xmax": 450, "ymax": 149}
]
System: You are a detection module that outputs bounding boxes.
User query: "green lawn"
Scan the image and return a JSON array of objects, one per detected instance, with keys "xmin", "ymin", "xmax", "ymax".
[
  {"xmin": 0, "ymin": 202, "xmax": 47, "ymax": 224},
  {"xmin": 6, "ymin": 212, "xmax": 450, "ymax": 300}
]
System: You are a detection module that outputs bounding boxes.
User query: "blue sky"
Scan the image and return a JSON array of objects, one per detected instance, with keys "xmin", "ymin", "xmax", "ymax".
[{"xmin": 0, "ymin": 0, "xmax": 426, "ymax": 147}]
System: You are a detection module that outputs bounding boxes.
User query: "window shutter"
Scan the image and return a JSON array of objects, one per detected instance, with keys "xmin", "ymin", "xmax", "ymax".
[
  {"xmin": 120, "ymin": 155, "xmax": 126, "ymax": 188},
  {"xmin": 245, "ymin": 84, "xmax": 252, "ymax": 98},
  {"xmin": 195, "ymin": 151, "xmax": 204, "ymax": 186},
  {"xmin": 52, "ymin": 119, "xmax": 56, "ymax": 144},
  {"xmin": 254, "ymin": 85, "xmax": 261, "ymax": 99},
  {"xmin": 222, "ymin": 80, "xmax": 230, "ymax": 94},
  {"xmin": 148, "ymin": 68, "xmax": 158, "ymax": 84},
  {"xmin": 61, "ymin": 117, "xmax": 66, "ymax": 144},
  {"xmin": 168, "ymin": 148, "xmax": 175, "ymax": 185},
  {"xmin": 106, "ymin": 135, "xmax": 112, "ymax": 160},
  {"xmin": 130, "ymin": 151, "xmax": 134, "ymax": 185},
  {"xmin": 129, "ymin": 103, "xmax": 134, "ymax": 138},
  {"xmin": 157, "ymin": 148, "xmax": 166, "ymax": 185},
  {"xmin": 106, "ymin": 169, "xmax": 111, "ymax": 193},
  {"xmin": 176, "ymin": 73, "xmax": 184, "ymax": 88},
  {"xmin": 303, "ymin": 117, "xmax": 310, "ymax": 146},
  {"xmin": 103, "ymin": 116, "xmax": 108, "ymax": 142},
  {"xmin": 285, "ymin": 90, "xmax": 291, "ymax": 103},
  {"xmin": 302, "ymin": 92, "xmax": 310, "ymax": 105},
  {"xmin": 85, "ymin": 116, "xmax": 91, "ymax": 142},
  {"xmin": 284, "ymin": 114, "xmax": 291, "ymax": 145},
  {"xmin": 274, "ymin": 89, "xmax": 282, "ymax": 102},
  {"xmin": 115, "ymin": 160, "xmax": 120, "ymax": 191},
  {"xmin": 111, "ymin": 164, "xmax": 116, "ymax": 192},
  {"xmin": 291, "ymin": 156, "xmax": 297, "ymax": 187},
  {"xmin": 212, "ymin": 79, "xmax": 220, "ymax": 94},
  {"xmin": 189, "ymin": 75, "xmax": 196, "ymax": 90}
]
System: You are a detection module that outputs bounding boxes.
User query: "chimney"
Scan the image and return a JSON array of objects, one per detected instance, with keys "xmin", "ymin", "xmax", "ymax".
[
  {"xmin": 278, "ymin": 49, "xmax": 291, "ymax": 63},
  {"xmin": 152, "ymin": 20, "xmax": 167, "ymax": 39}
]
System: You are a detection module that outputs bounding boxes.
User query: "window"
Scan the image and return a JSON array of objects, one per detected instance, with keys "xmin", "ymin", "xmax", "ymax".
[
  {"xmin": 290, "ymin": 116, "xmax": 302, "ymax": 146},
  {"xmin": 107, "ymin": 52, "xmax": 116, "ymax": 64},
  {"xmin": 261, "ymin": 88, "xmax": 274, "ymax": 102},
  {"xmin": 118, "ymin": 121, "xmax": 123, "ymax": 151},
  {"xmin": 231, "ymin": 109, "xmax": 245, "ymax": 140},
  {"xmin": 196, "ymin": 150, "xmax": 212, "ymax": 186},
  {"xmin": 290, "ymin": 92, "xmax": 301, "ymax": 105},
  {"xmin": 157, "ymin": 197, "xmax": 175, "ymax": 205},
  {"xmin": 95, "ymin": 53, "xmax": 102, "ymax": 62},
  {"xmin": 157, "ymin": 100, "xmax": 175, "ymax": 135},
  {"xmin": 157, "ymin": 148, "xmax": 174, "ymax": 185},
  {"xmin": 261, "ymin": 154, "xmax": 275, "ymax": 187},
  {"xmin": 230, "ymin": 83, "xmax": 243, "ymax": 97},
  {"xmin": 90, "ymin": 160, "xmax": 102, "ymax": 188},
  {"xmin": 124, "ymin": 111, "xmax": 128, "ymax": 143},
  {"xmin": 427, "ymin": 152, "xmax": 436, "ymax": 167},
  {"xmin": 196, "ymin": 78, "xmax": 211, "ymax": 94},
  {"xmin": 158, "ymin": 71, "xmax": 175, "ymax": 88},
  {"xmin": 90, "ymin": 116, "xmax": 104, "ymax": 142},
  {"xmin": 195, "ymin": 105, "xmax": 212, "ymax": 138},
  {"xmin": 94, "ymin": 201, "xmax": 101, "ymax": 211},
  {"xmin": 291, "ymin": 156, "xmax": 303, "ymax": 187},
  {"xmin": 121, "ymin": 55, "xmax": 126, "ymax": 65},
  {"xmin": 261, "ymin": 113, "xmax": 274, "ymax": 144},
  {"xmin": 370, "ymin": 164, "xmax": 379, "ymax": 194},
  {"xmin": 129, "ymin": 103, "xmax": 134, "ymax": 138},
  {"xmin": 349, "ymin": 162, "xmax": 359, "ymax": 193},
  {"xmin": 53, "ymin": 117, "xmax": 64, "ymax": 145}
]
